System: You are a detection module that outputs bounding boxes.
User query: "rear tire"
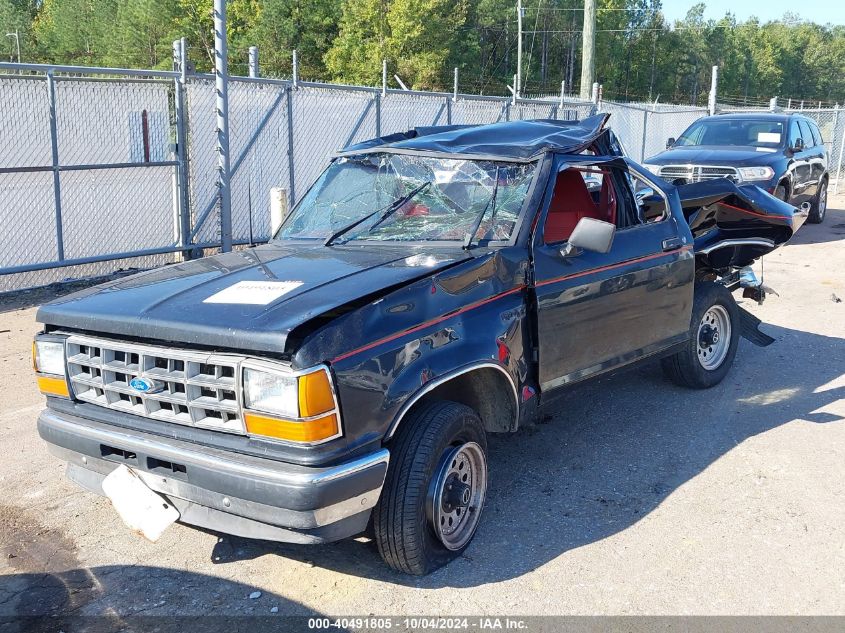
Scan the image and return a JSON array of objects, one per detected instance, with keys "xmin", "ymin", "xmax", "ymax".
[
  {"xmin": 807, "ymin": 179, "xmax": 828, "ymax": 224},
  {"xmin": 373, "ymin": 401, "xmax": 488, "ymax": 575},
  {"xmin": 661, "ymin": 282, "xmax": 740, "ymax": 389}
]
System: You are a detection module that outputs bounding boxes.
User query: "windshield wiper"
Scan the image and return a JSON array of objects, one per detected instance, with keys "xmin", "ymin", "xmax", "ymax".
[
  {"xmin": 463, "ymin": 167, "xmax": 500, "ymax": 249},
  {"xmin": 324, "ymin": 180, "xmax": 431, "ymax": 246}
]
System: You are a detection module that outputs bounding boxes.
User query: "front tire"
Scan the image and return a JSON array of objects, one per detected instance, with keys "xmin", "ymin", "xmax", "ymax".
[
  {"xmin": 807, "ymin": 179, "xmax": 828, "ymax": 224},
  {"xmin": 661, "ymin": 282, "xmax": 740, "ymax": 389},
  {"xmin": 373, "ymin": 401, "xmax": 488, "ymax": 575}
]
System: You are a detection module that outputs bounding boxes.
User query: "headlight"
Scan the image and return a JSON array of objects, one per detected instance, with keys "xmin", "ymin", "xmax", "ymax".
[
  {"xmin": 243, "ymin": 367, "xmax": 298, "ymax": 418},
  {"xmin": 242, "ymin": 364, "xmax": 339, "ymax": 444},
  {"xmin": 642, "ymin": 164, "xmax": 662, "ymax": 175},
  {"xmin": 737, "ymin": 166, "xmax": 775, "ymax": 181},
  {"xmin": 33, "ymin": 340, "xmax": 65, "ymax": 375},
  {"xmin": 32, "ymin": 338, "xmax": 69, "ymax": 398}
]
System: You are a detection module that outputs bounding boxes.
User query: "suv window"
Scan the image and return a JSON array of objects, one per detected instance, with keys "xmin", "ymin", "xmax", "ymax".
[
  {"xmin": 798, "ymin": 120, "xmax": 814, "ymax": 147},
  {"xmin": 809, "ymin": 121, "xmax": 824, "ymax": 147},
  {"xmin": 788, "ymin": 120, "xmax": 803, "ymax": 148}
]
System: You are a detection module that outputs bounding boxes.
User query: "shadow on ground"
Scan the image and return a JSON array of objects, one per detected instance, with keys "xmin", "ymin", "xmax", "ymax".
[
  {"xmin": 0, "ymin": 507, "xmax": 339, "ymax": 628},
  {"xmin": 788, "ymin": 206, "xmax": 845, "ymax": 246},
  {"xmin": 207, "ymin": 320, "xmax": 844, "ymax": 587}
]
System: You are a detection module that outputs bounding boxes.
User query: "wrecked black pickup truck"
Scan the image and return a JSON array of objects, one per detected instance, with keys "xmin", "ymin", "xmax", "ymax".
[{"xmin": 32, "ymin": 114, "xmax": 806, "ymax": 575}]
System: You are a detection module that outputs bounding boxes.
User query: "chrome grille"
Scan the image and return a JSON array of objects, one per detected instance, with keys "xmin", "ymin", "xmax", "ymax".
[
  {"xmin": 658, "ymin": 165, "xmax": 739, "ymax": 182},
  {"xmin": 65, "ymin": 335, "xmax": 247, "ymax": 434}
]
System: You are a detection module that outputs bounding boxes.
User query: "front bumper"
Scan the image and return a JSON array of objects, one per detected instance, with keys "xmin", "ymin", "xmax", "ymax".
[{"xmin": 37, "ymin": 408, "xmax": 389, "ymax": 544}]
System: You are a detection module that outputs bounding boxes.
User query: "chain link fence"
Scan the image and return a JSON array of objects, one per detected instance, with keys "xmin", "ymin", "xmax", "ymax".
[
  {"xmin": 0, "ymin": 66, "xmax": 186, "ymax": 293},
  {"xmin": 1, "ymin": 61, "xmax": 841, "ymax": 293}
]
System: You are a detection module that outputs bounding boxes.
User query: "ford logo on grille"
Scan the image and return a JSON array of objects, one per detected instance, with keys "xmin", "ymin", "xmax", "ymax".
[{"xmin": 129, "ymin": 377, "xmax": 164, "ymax": 394}]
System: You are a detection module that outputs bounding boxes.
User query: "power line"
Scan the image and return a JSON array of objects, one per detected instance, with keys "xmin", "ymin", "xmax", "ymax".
[{"xmin": 522, "ymin": 22, "xmax": 804, "ymax": 34}]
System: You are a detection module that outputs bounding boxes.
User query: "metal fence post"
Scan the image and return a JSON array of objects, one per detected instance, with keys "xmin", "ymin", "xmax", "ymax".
[
  {"xmin": 213, "ymin": 0, "xmax": 232, "ymax": 252},
  {"xmin": 708, "ymin": 65, "xmax": 718, "ymax": 116},
  {"xmin": 286, "ymin": 85, "xmax": 296, "ymax": 203},
  {"xmin": 382, "ymin": 60, "xmax": 387, "ymax": 98},
  {"xmin": 375, "ymin": 92, "xmax": 381, "ymax": 137},
  {"xmin": 46, "ymin": 69, "xmax": 64, "ymax": 261},
  {"xmin": 835, "ymin": 106, "xmax": 845, "ymax": 195},
  {"xmin": 173, "ymin": 38, "xmax": 193, "ymax": 260},
  {"xmin": 248, "ymin": 46, "xmax": 259, "ymax": 78},
  {"xmin": 640, "ymin": 108, "xmax": 649, "ymax": 163}
]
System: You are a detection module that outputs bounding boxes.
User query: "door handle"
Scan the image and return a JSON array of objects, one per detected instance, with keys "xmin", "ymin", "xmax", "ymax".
[{"xmin": 662, "ymin": 237, "xmax": 683, "ymax": 252}]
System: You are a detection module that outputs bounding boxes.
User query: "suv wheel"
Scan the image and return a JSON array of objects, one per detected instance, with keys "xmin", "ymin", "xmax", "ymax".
[
  {"xmin": 807, "ymin": 180, "xmax": 828, "ymax": 224},
  {"xmin": 661, "ymin": 282, "xmax": 740, "ymax": 389},
  {"xmin": 373, "ymin": 401, "xmax": 488, "ymax": 575}
]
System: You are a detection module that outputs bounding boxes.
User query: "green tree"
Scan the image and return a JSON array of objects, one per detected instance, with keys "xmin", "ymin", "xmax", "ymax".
[
  {"xmin": 170, "ymin": 0, "xmax": 258, "ymax": 72},
  {"xmin": 387, "ymin": 0, "xmax": 473, "ymax": 89},
  {"xmin": 33, "ymin": 0, "xmax": 118, "ymax": 65},
  {"xmin": 0, "ymin": 0, "xmax": 29, "ymax": 61},
  {"xmin": 104, "ymin": 0, "xmax": 179, "ymax": 69},
  {"xmin": 250, "ymin": 0, "xmax": 340, "ymax": 79},
  {"xmin": 326, "ymin": 0, "xmax": 474, "ymax": 90},
  {"xmin": 324, "ymin": 0, "xmax": 388, "ymax": 85}
]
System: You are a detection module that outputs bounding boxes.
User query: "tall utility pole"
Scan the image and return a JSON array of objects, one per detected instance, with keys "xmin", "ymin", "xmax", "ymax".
[
  {"xmin": 516, "ymin": 0, "xmax": 523, "ymax": 98},
  {"xmin": 579, "ymin": 0, "xmax": 596, "ymax": 99}
]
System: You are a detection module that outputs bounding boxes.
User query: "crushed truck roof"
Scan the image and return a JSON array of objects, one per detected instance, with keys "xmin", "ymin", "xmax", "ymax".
[{"xmin": 340, "ymin": 113, "xmax": 611, "ymax": 162}]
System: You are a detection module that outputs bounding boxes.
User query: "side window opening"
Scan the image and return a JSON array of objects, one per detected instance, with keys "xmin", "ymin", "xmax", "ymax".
[
  {"xmin": 630, "ymin": 171, "xmax": 669, "ymax": 224},
  {"xmin": 543, "ymin": 166, "xmax": 618, "ymax": 244},
  {"xmin": 542, "ymin": 163, "xmax": 670, "ymax": 245},
  {"xmin": 798, "ymin": 120, "xmax": 814, "ymax": 148},
  {"xmin": 810, "ymin": 122, "xmax": 823, "ymax": 147},
  {"xmin": 789, "ymin": 120, "xmax": 802, "ymax": 147}
]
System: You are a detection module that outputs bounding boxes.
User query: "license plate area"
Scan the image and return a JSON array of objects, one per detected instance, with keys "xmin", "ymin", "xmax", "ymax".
[{"xmin": 102, "ymin": 464, "xmax": 180, "ymax": 541}]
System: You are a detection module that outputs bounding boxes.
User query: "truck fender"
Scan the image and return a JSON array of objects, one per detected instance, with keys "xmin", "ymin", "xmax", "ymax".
[{"xmin": 383, "ymin": 361, "xmax": 520, "ymax": 441}]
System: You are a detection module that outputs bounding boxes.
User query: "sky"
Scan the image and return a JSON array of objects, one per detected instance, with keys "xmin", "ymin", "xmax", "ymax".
[{"xmin": 660, "ymin": 0, "xmax": 845, "ymax": 26}]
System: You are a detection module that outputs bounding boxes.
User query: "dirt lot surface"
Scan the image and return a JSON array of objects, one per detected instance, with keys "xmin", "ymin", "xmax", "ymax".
[{"xmin": 1, "ymin": 197, "xmax": 844, "ymax": 623}]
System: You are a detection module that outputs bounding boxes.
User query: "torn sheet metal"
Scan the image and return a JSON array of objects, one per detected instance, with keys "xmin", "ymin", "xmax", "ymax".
[{"xmin": 677, "ymin": 180, "xmax": 808, "ymax": 269}]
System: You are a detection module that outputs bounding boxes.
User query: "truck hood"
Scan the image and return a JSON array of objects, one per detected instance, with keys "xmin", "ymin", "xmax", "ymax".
[
  {"xmin": 647, "ymin": 145, "xmax": 782, "ymax": 165},
  {"xmin": 37, "ymin": 243, "xmax": 473, "ymax": 356}
]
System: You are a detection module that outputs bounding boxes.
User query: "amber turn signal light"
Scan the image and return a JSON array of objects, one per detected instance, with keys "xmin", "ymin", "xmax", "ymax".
[
  {"xmin": 298, "ymin": 370, "xmax": 335, "ymax": 418},
  {"xmin": 244, "ymin": 411, "xmax": 339, "ymax": 443},
  {"xmin": 37, "ymin": 375, "xmax": 70, "ymax": 398}
]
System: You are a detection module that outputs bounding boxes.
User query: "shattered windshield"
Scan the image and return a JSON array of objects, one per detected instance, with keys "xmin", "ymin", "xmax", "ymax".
[{"xmin": 275, "ymin": 153, "xmax": 537, "ymax": 244}]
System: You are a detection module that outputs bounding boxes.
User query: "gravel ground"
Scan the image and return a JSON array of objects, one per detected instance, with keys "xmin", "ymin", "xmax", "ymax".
[{"xmin": 1, "ymin": 197, "xmax": 844, "ymax": 623}]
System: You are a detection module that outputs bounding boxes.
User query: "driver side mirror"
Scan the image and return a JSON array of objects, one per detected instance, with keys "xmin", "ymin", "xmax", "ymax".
[
  {"xmin": 791, "ymin": 137, "xmax": 804, "ymax": 153},
  {"xmin": 560, "ymin": 217, "xmax": 616, "ymax": 257},
  {"xmin": 666, "ymin": 137, "xmax": 676, "ymax": 149}
]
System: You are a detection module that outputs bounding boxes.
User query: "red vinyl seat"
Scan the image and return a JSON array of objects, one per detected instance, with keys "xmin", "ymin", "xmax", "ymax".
[{"xmin": 543, "ymin": 169, "xmax": 604, "ymax": 244}]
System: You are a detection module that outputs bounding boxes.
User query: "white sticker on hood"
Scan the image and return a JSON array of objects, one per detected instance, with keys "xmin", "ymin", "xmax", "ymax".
[{"xmin": 203, "ymin": 280, "xmax": 303, "ymax": 305}]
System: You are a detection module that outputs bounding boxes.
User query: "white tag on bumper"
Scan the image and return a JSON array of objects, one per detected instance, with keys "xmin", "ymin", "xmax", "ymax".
[{"xmin": 101, "ymin": 464, "xmax": 180, "ymax": 542}]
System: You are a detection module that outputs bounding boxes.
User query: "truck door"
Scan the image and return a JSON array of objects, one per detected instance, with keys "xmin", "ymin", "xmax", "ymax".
[{"xmin": 530, "ymin": 160, "xmax": 694, "ymax": 392}]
